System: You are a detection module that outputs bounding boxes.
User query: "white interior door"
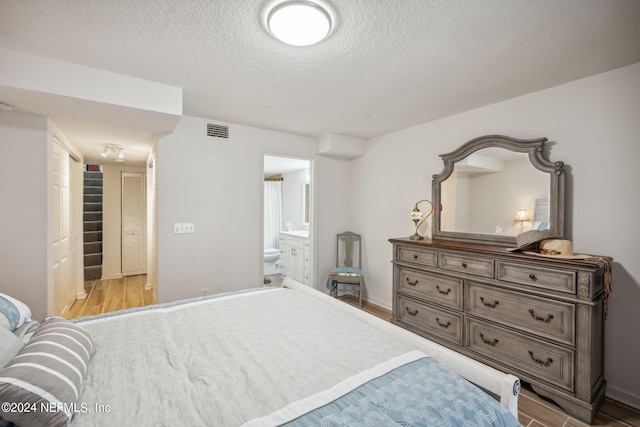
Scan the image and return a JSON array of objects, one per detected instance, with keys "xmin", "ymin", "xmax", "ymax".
[
  {"xmin": 122, "ymin": 172, "xmax": 146, "ymax": 276},
  {"xmin": 52, "ymin": 140, "xmax": 70, "ymax": 316}
]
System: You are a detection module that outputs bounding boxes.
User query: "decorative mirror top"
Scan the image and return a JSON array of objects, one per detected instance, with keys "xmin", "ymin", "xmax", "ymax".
[{"xmin": 432, "ymin": 135, "xmax": 565, "ymax": 246}]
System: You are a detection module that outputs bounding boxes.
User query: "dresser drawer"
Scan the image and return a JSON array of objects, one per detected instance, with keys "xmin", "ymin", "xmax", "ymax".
[
  {"xmin": 397, "ymin": 296, "xmax": 463, "ymax": 345},
  {"xmin": 467, "ymin": 319, "xmax": 574, "ymax": 391},
  {"xmin": 497, "ymin": 261, "xmax": 576, "ymax": 294},
  {"xmin": 396, "ymin": 246, "xmax": 437, "ymax": 267},
  {"xmin": 466, "ymin": 283, "xmax": 575, "ymax": 345},
  {"xmin": 439, "ymin": 252, "xmax": 494, "ymax": 278},
  {"xmin": 398, "ymin": 267, "xmax": 463, "ymax": 310}
]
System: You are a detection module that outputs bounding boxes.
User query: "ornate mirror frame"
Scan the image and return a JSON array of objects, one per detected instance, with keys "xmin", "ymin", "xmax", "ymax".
[{"xmin": 432, "ymin": 135, "xmax": 565, "ymax": 246}]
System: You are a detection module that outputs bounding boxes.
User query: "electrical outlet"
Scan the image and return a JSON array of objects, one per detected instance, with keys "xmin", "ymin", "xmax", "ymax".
[{"xmin": 173, "ymin": 223, "xmax": 195, "ymax": 234}]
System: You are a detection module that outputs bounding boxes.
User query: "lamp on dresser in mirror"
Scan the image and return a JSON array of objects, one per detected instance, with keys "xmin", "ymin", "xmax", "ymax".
[{"xmin": 389, "ymin": 135, "xmax": 611, "ymax": 423}]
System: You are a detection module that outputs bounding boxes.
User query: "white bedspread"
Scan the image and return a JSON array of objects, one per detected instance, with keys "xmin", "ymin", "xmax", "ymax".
[{"xmin": 72, "ymin": 287, "xmax": 417, "ymax": 426}]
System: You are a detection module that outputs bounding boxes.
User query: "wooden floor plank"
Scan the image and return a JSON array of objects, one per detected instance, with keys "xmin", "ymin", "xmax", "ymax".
[
  {"xmin": 124, "ymin": 275, "xmax": 143, "ymax": 309},
  {"xmin": 103, "ymin": 278, "xmax": 125, "ymax": 313}
]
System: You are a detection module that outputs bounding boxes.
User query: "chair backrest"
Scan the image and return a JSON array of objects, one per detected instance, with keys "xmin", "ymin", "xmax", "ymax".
[{"xmin": 336, "ymin": 232, "xmax": 361, "ymax": 268}]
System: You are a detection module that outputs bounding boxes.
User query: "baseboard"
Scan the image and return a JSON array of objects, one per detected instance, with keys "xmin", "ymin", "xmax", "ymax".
[
  {"xmin": 606, "ymin": 385, "xmax": 640, "ymax": 411},
  {"xmin": 100, "ymin": 274, "xmax": 123, "ymax": 280},
  {"xmin": 364, "ymin": 294, "xmax": 391, "ymax": 311},
  {"xmin": 75, "ymin": 290, "xmax": 87, "ymax": 300}
]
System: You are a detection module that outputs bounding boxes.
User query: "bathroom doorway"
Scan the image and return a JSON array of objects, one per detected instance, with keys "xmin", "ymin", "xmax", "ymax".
[{"xmin": 263, "ymin": 155, "xmax": 313, "ymax": 288}]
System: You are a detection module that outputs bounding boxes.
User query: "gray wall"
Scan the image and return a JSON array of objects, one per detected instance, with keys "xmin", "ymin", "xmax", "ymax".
[
  {"xmin": 0, "ymin": 112, "xmax": 49, "ymax": 319},
  {"xmin": 350, "ymin": 62, "xmax": 640, "ymax": 407}
]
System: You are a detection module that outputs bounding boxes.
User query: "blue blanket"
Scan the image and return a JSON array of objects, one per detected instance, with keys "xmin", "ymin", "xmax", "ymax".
[{"xmin": 258, "ymin": 354, "xmax": 521, "ymax": 427}]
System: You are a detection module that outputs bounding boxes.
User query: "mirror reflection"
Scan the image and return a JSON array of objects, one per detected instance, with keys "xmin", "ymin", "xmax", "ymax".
[{"xmin": 440, "ymin": 148, "xmax": 550, "ymax": 237}]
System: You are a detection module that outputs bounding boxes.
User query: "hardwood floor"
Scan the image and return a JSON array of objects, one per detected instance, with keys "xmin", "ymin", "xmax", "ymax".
[
  {"xmin": 339, "ymin": 295, "xmax": 640, "ymax": 427},
  {"xmin": 68, "ymin": 274, "xmax": 156, "ymax": 319}
]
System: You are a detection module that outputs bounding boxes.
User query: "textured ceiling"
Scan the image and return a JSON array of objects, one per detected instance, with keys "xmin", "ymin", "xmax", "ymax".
[{"xmin": 1, "ymin": 0, "xmax": 639, "ymax": 164}]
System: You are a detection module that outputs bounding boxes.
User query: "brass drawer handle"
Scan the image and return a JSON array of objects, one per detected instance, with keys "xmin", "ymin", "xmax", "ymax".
[
  {"xmin": 461, "ymin": 262, "xmax": 468, "ymax": 268},
  {"xmin": 436, "ymin": 317, "xmax": 451, "ymax": 328},
  {"xmin": 479, "ymin": 333, "xmax": 499, "ymax": 346},
  {"xmin": 406, "ymin": 278, "xmax": 418, "ymax": 287},
  {"xmin": 406, "ymin": 307, "xmax": 418, "ymax": 316},
  {"xmin": 528, "ymin": 350, "xmax": 553, "ymax": 367},
  {"xmin": 529, "ymin": 309, "xmax": 554, "ymax": 323},
  {"xmin": 436, "ymin": 285, "xmax": 451, "ymax": 295},
  {"xmin": 529, "ymin": 273, "xmax": 537, "ymax": 281},
  {"xmin": 480, "ymin": 296, "xmax": 499, "ymax": 308}
]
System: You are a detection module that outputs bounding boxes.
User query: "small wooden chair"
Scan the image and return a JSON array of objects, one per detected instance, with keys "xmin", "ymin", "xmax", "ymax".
[{"xmin": 327, "ymin": 232, "xmax": 364, "ymax": 307}]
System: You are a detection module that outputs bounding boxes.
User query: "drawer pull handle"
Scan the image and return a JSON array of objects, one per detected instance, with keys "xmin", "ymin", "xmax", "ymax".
[
  {"xmin": 461, "ymin": 262, "xmax": 468, "ymax": 268},
  {"xmin": 436, "ymin": 317, "xmax": 451, "ymax": 328},
  {"xmin": 529, "ymin": 309, "xmax": 554, "ymax": 323},
  {"xmin": 528, "ymin": 351, "xmax": 553, "ymax": 367},
  {"xmin": 436, "ymin": 285, "xmax": 451, "ymax": 295},
  {"xmin": 406, "ymin": 278, "xmax": 418, "ymax": 287},
  {"xmin": 480, "ymin": 297, "xmax": 499, "ymax": 308},
  {"xmin": 406, "ymin": 307, "xmax": 419, "ymax": 316},
  {"xmin": 413, "ymin": 254, "xmax": 419, "ymax": 259},
  {"xmin": 479, "ymin": 333, "xmax": 499, "ymax": 346},
  {"xmin": 529, "ymin": 273, "xmax": 537, "ymax": 281}
]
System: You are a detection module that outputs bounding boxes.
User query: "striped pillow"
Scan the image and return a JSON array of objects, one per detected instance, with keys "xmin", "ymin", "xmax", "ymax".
[{"xmin": 0, "ymin": 317, "xmax": 95, "ymax": 427}]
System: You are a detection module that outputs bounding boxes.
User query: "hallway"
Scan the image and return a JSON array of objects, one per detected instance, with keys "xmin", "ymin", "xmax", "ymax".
[{"xmin": 68, "ymin": 274, "xmax": 155, "ymax": 319}]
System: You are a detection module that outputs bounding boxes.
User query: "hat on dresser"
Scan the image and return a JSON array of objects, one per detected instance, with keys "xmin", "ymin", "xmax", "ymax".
[
  {"xmin": 506, "ymin": 230, "xmax": 557, "ymax": 252},
  {"xmin": 523, "ymin": 239, "xmax": 592, "ymax": 259}
]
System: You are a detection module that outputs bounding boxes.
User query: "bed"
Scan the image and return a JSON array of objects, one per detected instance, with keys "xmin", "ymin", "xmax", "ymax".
[{"xmin": 0, "ymin": 278, "xmax": 521, "ymax": 426}]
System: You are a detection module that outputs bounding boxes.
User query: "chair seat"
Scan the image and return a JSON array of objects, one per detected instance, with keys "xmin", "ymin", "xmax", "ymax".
[{"xmin": 329, "ymin": 266, "xmax": 363, "ymax": 278}]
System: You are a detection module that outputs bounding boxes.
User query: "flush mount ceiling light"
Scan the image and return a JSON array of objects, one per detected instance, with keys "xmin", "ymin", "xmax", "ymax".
[{"xmin": 267, "ymin": 1, "xmax": 332, "ymax": 46}]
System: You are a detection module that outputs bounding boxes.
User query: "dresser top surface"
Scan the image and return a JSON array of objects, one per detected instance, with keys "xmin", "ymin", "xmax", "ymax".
[{"xmin": 389, "ymin": 237, "xmax": 608, "ymax": 270}]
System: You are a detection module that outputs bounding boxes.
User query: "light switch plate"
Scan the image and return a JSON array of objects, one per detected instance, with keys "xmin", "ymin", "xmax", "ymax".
[{"xmin": 174, "ymin": 223, "xmax": 195, "ymax": 234}]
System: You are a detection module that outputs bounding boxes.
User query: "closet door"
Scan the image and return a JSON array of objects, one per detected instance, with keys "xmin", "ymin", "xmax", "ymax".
[
  {"xmin": 121, "ymin": 172, "xmax": 146, "ymax": 276},
  {"xmin": 52, "ymin": 140, "xmax": 70, "ymax": 316}
]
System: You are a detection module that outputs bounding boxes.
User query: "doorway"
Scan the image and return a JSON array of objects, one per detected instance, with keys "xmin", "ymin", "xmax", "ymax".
[{"xmin": 263, "ymin": 155, "xmax": 313, "ymax": 287}]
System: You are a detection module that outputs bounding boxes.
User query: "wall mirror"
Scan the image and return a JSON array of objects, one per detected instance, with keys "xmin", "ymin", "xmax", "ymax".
[{"xmin": 432, "ymin": 135, "xmax": 565, "ymax": 246}]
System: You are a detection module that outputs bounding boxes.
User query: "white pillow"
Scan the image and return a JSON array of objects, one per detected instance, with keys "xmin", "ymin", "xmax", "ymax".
[
  {"xmin": 0, "ymin": 327, "xmax": 24, "ymax": 368},
  {"xmin": 0, "ymin": 293, "xmax": 32, "ymax": 331}
]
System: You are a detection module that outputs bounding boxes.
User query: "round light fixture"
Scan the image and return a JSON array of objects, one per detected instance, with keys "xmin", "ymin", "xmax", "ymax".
[{"xmin": 267, "ymin": 1, "xmax": 331, "ymax": 46}]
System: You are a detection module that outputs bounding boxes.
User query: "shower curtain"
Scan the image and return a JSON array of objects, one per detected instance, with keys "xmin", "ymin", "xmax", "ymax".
[{"xmin": 264, "ymin": 180, "xmax": 283, "ymax": 249}]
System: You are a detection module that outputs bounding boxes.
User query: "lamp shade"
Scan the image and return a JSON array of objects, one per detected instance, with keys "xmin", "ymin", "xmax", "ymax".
[
  {"xmin": 514, "ymin": 209, "xmax": 530, "ymax": 221},
  {"xmin": 410, "ymin": 208, "xmax": 423, "ymax": 223}
]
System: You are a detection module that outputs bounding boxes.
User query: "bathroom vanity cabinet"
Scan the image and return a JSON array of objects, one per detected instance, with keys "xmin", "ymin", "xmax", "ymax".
[{"xmin": 279, "ymin": 232, "xmax": 310, "ymax": 285}]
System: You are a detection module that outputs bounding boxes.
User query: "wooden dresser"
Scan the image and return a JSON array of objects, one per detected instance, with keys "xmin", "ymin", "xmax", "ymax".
[{"xmin": 389, "ymin": 237, "xmax": 609, "ymax": 423}]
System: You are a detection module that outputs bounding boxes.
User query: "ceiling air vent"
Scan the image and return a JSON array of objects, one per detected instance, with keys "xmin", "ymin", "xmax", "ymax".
[{"xmin": 206, "ymin": 123, "xmax": 229, "ymax": 139}]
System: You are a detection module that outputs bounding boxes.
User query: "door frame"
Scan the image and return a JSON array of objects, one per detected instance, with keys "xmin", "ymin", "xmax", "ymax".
[{"xmin": 261, "ymin": 153, "xmax": 315, "ymax": 288}]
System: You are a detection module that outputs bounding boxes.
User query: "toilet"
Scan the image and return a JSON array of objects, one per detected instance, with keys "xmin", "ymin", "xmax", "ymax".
[{"xmin": 263, "ymin": 248, "xmax": 280, "ymax": 275}]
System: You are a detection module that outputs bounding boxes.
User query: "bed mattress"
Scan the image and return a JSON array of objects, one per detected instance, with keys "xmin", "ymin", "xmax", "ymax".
[{"xmin": 67, "ymin": 285, "xmax": 519, "ymax": 426}]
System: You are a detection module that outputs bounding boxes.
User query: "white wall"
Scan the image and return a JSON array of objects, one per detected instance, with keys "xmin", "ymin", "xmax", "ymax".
[
  {"xmin": 351, "ymin": 62, "xmax": 640, "ymax": 407},
  {"xmin": 0, "ymin": 112, "xmax": 49, "ymax": 320},
  {"xmin": 156, "ymin": 115, "xmax": 320, "ymax": 301}
]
